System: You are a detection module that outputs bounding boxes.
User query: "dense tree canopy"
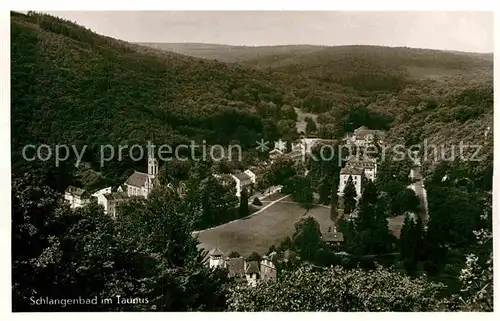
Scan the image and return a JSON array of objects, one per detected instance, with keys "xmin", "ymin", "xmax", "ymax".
[{"xmin": 227, "ymin": 265, "xmax": 446, "ymax": 311}]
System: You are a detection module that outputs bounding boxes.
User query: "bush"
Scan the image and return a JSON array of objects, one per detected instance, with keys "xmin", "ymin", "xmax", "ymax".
[{"xmin": 252, "ymin": 197, "xmax": 262, "ymax": 206}]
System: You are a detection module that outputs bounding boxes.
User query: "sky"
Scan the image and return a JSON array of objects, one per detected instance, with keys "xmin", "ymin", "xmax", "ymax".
[{"xmin": 44, "ymin": 11, "xmax": 494, "ymax": 52}]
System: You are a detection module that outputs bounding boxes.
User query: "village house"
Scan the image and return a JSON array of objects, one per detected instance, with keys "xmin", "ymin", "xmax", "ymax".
[
  {"xmin": 338, "ymin": 165, "xmax": 364, "ymax": 197},
  {"xmin": 214, "ymin": 168, "xmax": 257, "ymax": 199},
  {"xmin": 322, "ymin": 226, "xmax": 344, "ymax": 248},
  {"xmin": 243, "ymin": 169, "xmax": 257, "ymax": 184},
  {"xmin": 260, "ymin": 254, "xmax": 278, "ymax": 281},
  {"xmin": 230, "ymin": 171, "xmax": 255, "ymax": 198},
  {"xmin": 208, "ymin": 248, "xmax": 277, "ymax": 287},
  {"xmin": 244, "ymin": 261, "xmax": 260, "ymax": 287},
  {"xmin": 123, "ymin": 154, "xmax": 159, "ymax": 199},
  {"xmin": 64, "ymin": 186, "xmax": 91, "ymax": 209}
]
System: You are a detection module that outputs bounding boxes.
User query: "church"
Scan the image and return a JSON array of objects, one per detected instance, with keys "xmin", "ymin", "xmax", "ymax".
[{"xmin": 121, "ymin": 154, "xmax": 159, "ymax": 198}]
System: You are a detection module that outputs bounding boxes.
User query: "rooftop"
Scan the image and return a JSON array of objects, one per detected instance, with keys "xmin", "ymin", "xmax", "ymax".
[
  {"xmin": 125, "ymin": 171, "xmax": 149, "ymax": 188},
  {"xmin": 225, "ymin": 257, "xmax": 245, "ymax": 277},
  {"xmin": 322, "ymin": 231, "xmax": 344, "ymax": 243},
  {"xmin": 353, "ymin": 126, "xmax": 386, "ymax": 140},
  {"xmin": 245, "ymin": 261, "xmax": 260, "ymax": 274},
  {"xmin": 103, "ymin": 192, "xmax": 128, "ymax": 201},
  {"xmin": 340, "ymin": 166, "xmax": 364, "ymax": 175},
  {"xmin": 65, "ymin": 186, "xmax": 88, "ymax": 197},
  {"xmin": 209, "ymin": 248, "xmax": 224, "ymax": 257},
  {"xmin": 232, "ymin": 172, "xmax": 252, "ymax": 182}
]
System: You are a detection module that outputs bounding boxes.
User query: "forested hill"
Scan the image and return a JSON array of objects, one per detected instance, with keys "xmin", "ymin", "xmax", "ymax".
[
  {"xmin": 141, "ymin": 42, "xmax": 493, "ymax": 187},
  {"xmin": 11, "ymin": 12, "xmax": 291, "ymax": 171},
  {"xmin": 11, "ymin": 12, "xmax": 493, "ymax": 190}
]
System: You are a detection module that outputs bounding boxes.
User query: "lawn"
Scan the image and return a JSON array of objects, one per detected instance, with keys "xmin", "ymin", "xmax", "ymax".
[{"xmin": 193, "ymin": 193, "xmax": 334, "ymax": 257}]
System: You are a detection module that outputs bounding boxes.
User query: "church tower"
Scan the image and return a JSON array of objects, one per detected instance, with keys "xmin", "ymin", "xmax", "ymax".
[{"xmin": 148, "ymin": 153, "xmax": 158, "ymax": 179}]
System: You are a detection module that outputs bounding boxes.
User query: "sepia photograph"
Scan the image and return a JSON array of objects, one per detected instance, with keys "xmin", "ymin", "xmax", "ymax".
[{"xmin": 8, "ymin": 8, "xmax": 494, "ymax": 313}]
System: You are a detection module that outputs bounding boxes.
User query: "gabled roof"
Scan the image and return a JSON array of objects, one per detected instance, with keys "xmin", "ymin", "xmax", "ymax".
[
  {"xmin": 103, "ymin": 192, "xmax": 128, "ymax": 201},
  {"xmin": 340, "ymin": 166, "xmax": 364, "ymax": 175},
  {"xmin": 322, "ymin": 231, "xmax": 344, "ymax": 243},
  {"xmin": 245, "ymin": 261, "xmax": 260, "ymax": 274},
  {"xmin": 353, "ymin": 126, "xmax": 386, "ymax": 140},
  {"xmin": 209, "ymin": 248, "xmax": 224, "ymax": 256},
  {"xmin": 233, "ymin": 172, "xmax": 251, "ymax": 182},
  {"xmin": 226, "ymin": 257, "xmax": 245, "ymax": 277},
  {"xmin": 65, "ymin": 186, "xmax": 89, "ymax": 197},
  {"xmin": 125, "ymin": 171, "xmax": 149, "ymax": 188}
]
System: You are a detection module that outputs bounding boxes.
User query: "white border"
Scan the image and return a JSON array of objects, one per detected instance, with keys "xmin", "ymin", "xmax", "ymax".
[{"xmin": 1, "ymin": 1, "xmax": 498, "ymax": 320}]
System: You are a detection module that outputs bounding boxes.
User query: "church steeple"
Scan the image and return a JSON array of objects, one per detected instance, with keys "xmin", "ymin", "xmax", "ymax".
[
  {"xmin": 148, "ymin": 153, "xmax": 158, "ymax": 178},
  {"xmin": 148, "ymin": 138, "xmax": 158, "ymax": 179}
]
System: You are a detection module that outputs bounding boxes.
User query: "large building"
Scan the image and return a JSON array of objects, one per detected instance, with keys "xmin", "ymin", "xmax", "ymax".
[
  {"xmin": 338, "ymin": 165, "xmax": 364, "ymax": 197},
  {"xmin": 64, "ymin": 186, "xmax": 91, "ymax": 209},
  {"xmin": 344, "ymin": 126, "xmax": 386, "ymax": 147},
  {"xmin": 123, "ymin": 154, "xmax": 159, "ymax": 199},
  {"xmin": 345, "ymin": 156, "xmax": 378, "ymax": 181},
  {"xmin": 96, "ymin": 191, "xmax": 128, "ymax": 218}
]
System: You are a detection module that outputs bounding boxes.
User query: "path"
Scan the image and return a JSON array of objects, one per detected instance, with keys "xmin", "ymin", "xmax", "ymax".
[
  {"xmin": 192, "ymin": 194, "xmax": 291, "ymax": 234},
  {"xmin": 248, "ymin": 185, "xmax": 282, "ymax": 204}
]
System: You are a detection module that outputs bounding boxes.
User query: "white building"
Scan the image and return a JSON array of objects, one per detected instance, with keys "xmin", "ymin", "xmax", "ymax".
[
  {"xmin": 91, "ymin": 187, "xmax": 112, "ymax": 198},
  {"xmin": 338, "ymin": 166, "xmax": 364, "ymax": 197},
  {"xmin": 244, "ymin": 169, "xmax": 257, "ymax": 184},
  {"xmin": 345, "ymin": 156, "xmax": 378, "ymax": 181},
  {"xmin": 64, "ymin": 186, "xmax": 91, "ymax": 209},
  {"xmin": 244, "ymin": 261, "xmax": 260, "ymax": 287},
  {"xmin": 345, "ymin": 126, "xmax": 385, "ymax": 147},
  {"xmin": 208, "ymin": 248, "xmax": 225, "ymax": 269},
  {"xmin": 230, "ymin": 172, "xmax": 254, "ymax": 198},
  {"xmin": 123, "ymin": 154, "xmax": 159, "ymax": 198},
  {"xmin": 260, "ymin": 255, "xmax": 277, "ymax": 282},
  {"xmin": 96, "ymin": 191, "xmax": 128, "ymax": 219}
]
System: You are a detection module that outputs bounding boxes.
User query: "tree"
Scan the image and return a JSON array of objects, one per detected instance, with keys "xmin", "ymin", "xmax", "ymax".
[
  {"xmin": 305, "ymin": 116, "xmax": 317, "ymax": 134},
  {"xmin": 239, "ymin": 187, "xmax": 249, "ymax": 217},
  {"xmin": 267, "ymin": 245, "xmax": 277, "ymax": 255},
  {"xmin": 399, "ymin": 213, "xmax": 425, "ymax": 273},
  {"xmin": 277, "ymin": 236, "xmax": 293, "ymax": 252},
  {"xmin": 456, "ymin": 228, "xmax": 492, "ymax": 311},
  {"xmin": 290, "ymin": 176, "xmax": 314, "ymax": 210},
  {"xmin": 292, "ymin": 217, "xmax": 322, "ymax": 261},
  {"xmin": 227, "ymin": 265, "xmax": 446, "ymax": 311},
  {"xmin": 194, "ymin": 175, "xmax": 239, "ymax": 229},
  {"xmin": 12, "ymin": 172, "xmax": 232, "ymax": 312},
  {"xmin": 247, "ymin": 252, "xmax": 262, "ymax": 262},
  {"xmin": 266, "ymin": 158, "xmax": 296, "ymax": 186},
  {"xmin": 318, "ymin": 176, "xmax": 332, "ymax": 205},
  {"xmin": 228, "ymin": 251, "xmax": 241, "ymax": 258},
  {"xmin": 379, "ymin": 180, "xmax": 420, "ymax": 217},
  {"xmin": 342, "ymin": 176, "xmax": 357, "ymax": 215},
  {"xmin": 348, "ymin": 181, "xmax": 394, "ymax": 256},
  {"xmin": 114, "ymin": 186, "xmax": 232, "ymax": 311},
  {"xmin": 355, "ymin": 180, "xmax": 378, "ymax": 231}
]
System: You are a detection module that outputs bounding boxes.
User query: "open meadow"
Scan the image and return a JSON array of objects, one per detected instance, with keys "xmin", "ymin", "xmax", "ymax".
[{"xmin": 194, "ymin": 193, "xmax": 334, "ymax": 257}]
